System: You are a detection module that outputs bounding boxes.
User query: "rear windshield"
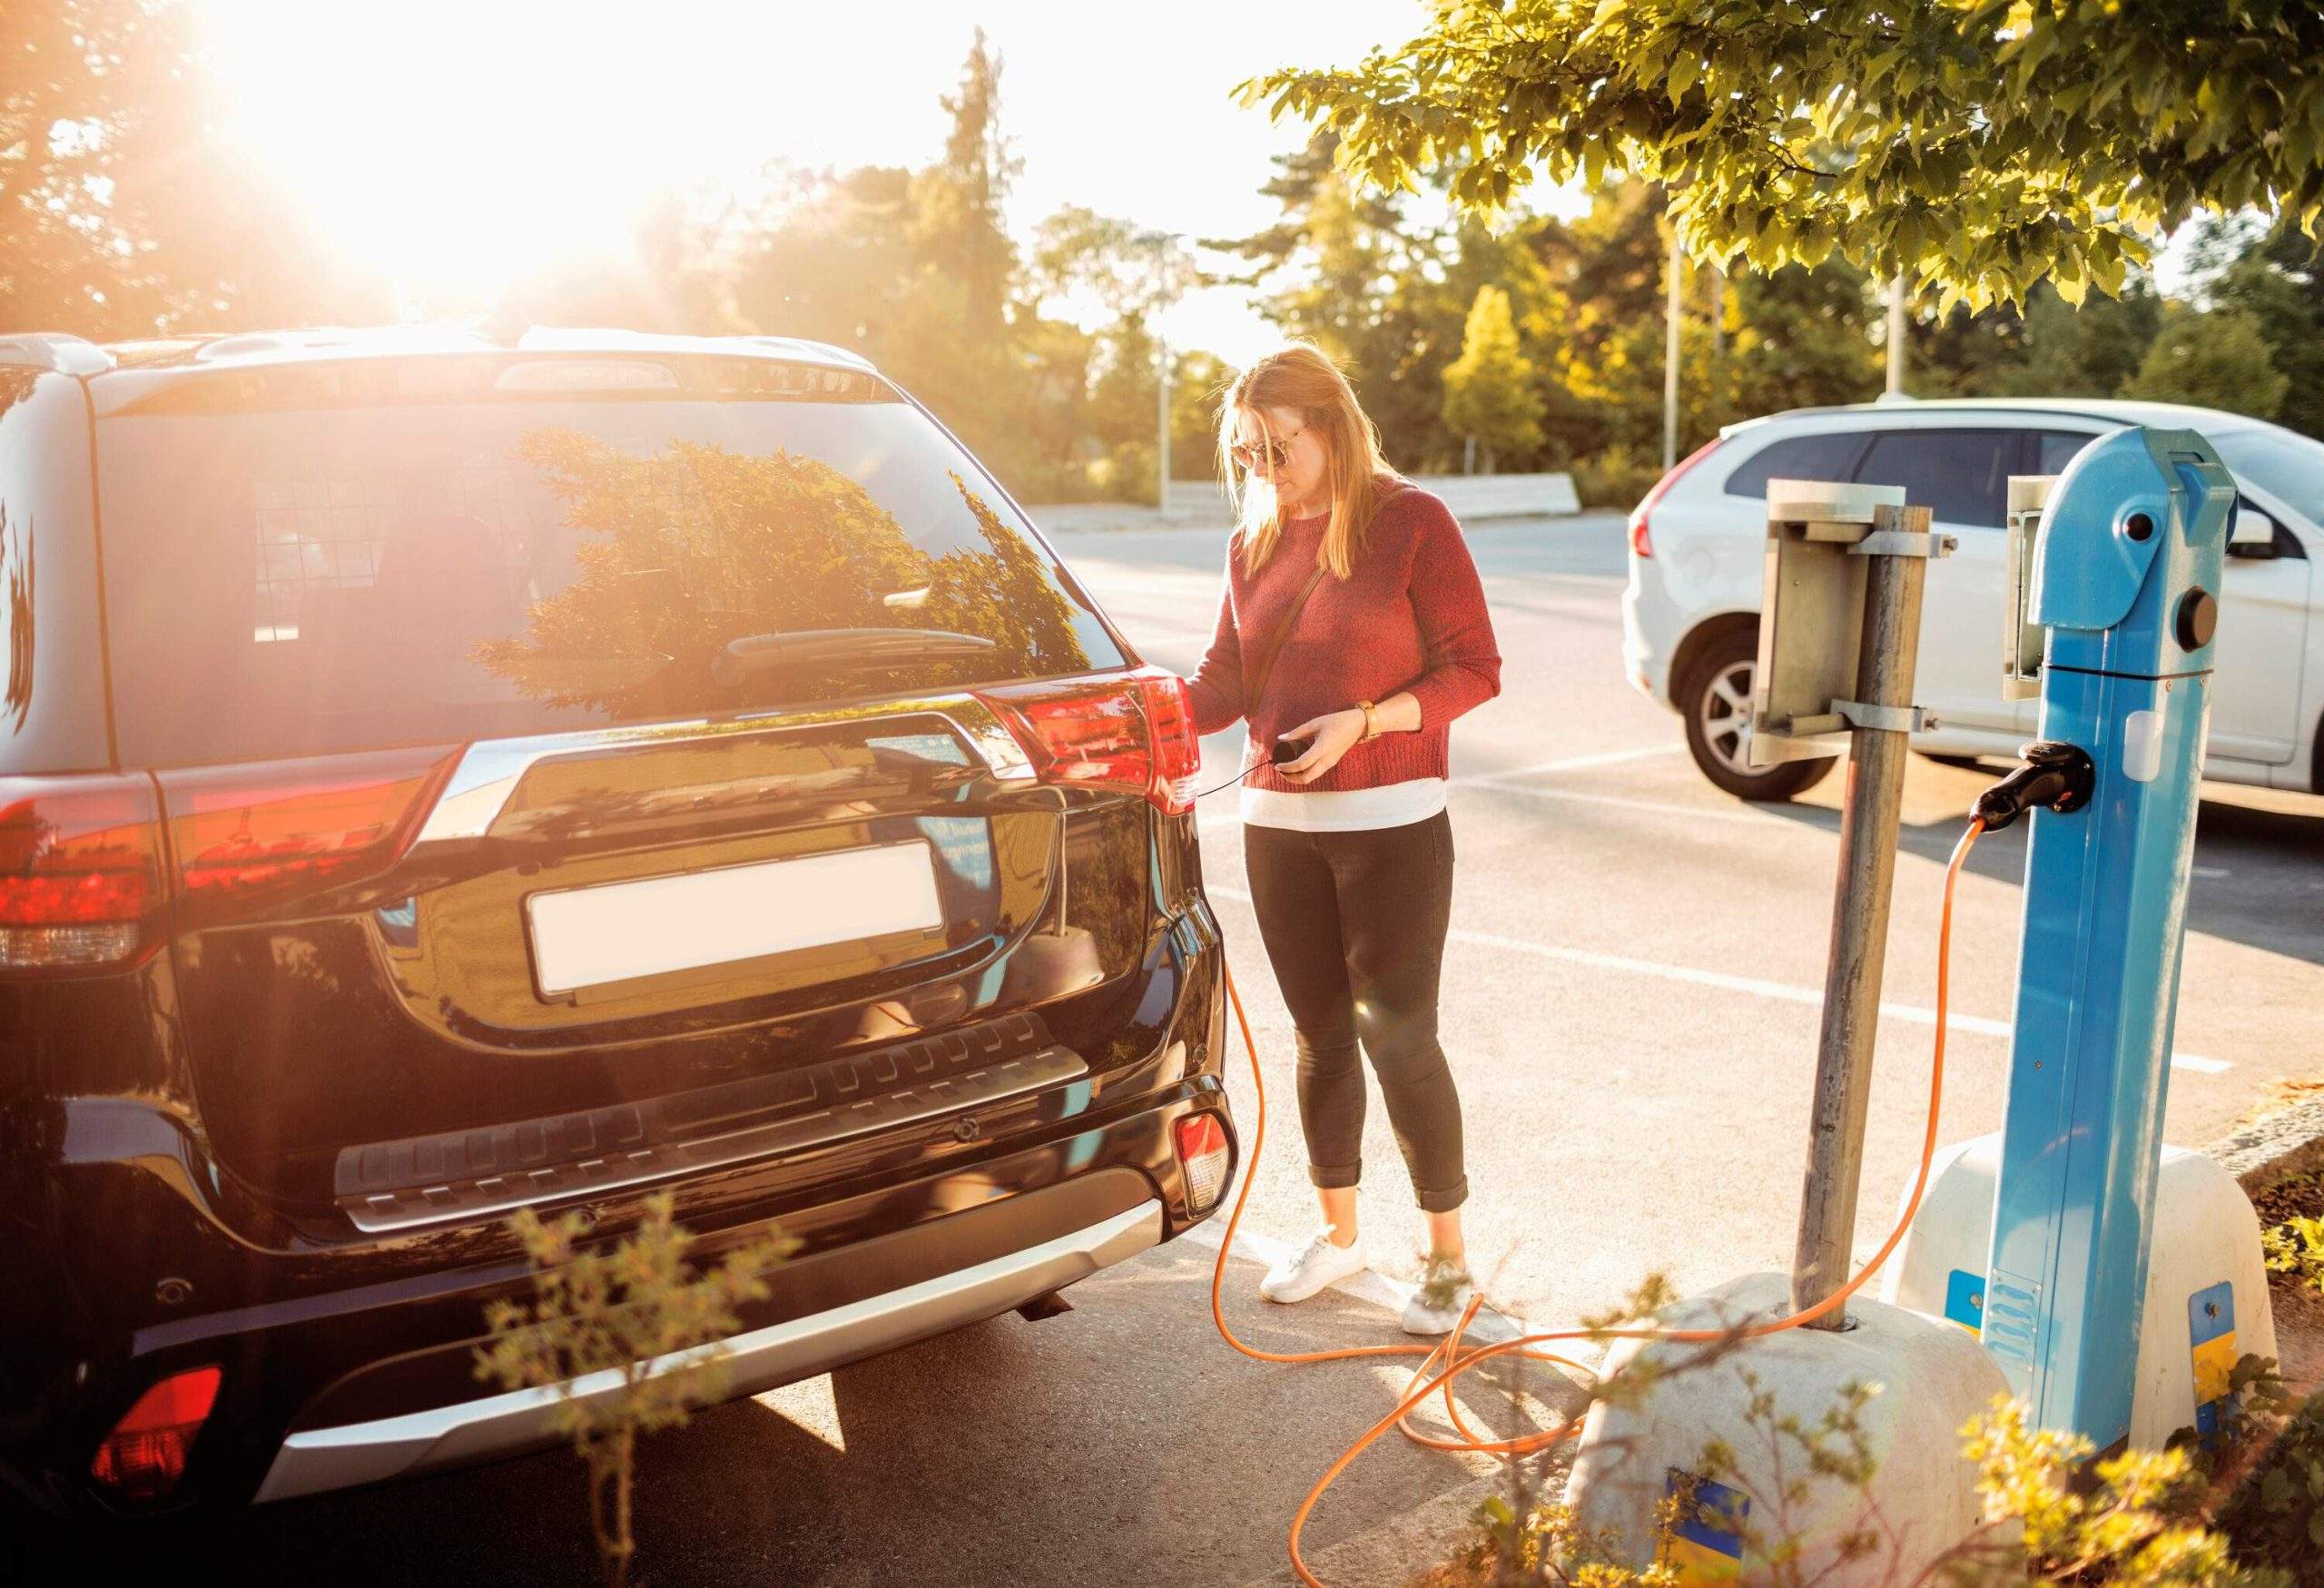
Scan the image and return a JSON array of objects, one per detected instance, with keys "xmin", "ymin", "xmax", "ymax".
[{"xmin": 95, "ymin": 368, "xmax": 1123, "ymax": 765}]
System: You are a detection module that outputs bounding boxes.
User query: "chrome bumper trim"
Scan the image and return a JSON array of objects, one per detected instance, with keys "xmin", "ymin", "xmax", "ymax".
[
  {"xmin": 340, "ymin": 1047, "xmax": 1088, "ymax": 1235},
  {"xmin": 412, "ymin": 695, "xmax": 1035, "ymax": 845},
  {"xmin": 253, "ymin": 1199, "xmax": 1162, "ymax": 1504}
]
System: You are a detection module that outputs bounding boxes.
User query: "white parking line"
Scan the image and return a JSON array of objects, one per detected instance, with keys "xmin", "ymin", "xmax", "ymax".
[
  {"xmin": 1451, "ymin": 745, "xmax": 1681, "ymax": 785},
  {"xmin": 1203, "ymin": 883, "xmax": 2230, "ymax": 1075},
  {"xmin": 1459, "ymin": 779, "xmax": 1787, "ymax": 826}
]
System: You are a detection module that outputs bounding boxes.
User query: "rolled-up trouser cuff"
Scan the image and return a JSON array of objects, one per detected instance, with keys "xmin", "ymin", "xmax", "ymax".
[
  {"xmin": 1308, "ymin": 1160, "xmax": 1363, "ymax": 1190},
  {"xmin": 1415, "ymin": 1176, "xmax": 1469, "ymax": 1215}
]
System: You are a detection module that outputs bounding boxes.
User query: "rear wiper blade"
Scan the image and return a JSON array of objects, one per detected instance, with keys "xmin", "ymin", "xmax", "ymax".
[{"xmin": 710, "ymin": 627, "xmax": 997, "ymax": 686}]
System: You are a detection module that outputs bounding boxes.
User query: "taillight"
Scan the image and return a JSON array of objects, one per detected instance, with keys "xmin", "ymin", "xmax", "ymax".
[
  {"xmin": 0, "ymin": 774, "xmax": 169, "ymax": 970},
  {"xmin": 1627, "ymin": 436, "xmax": 1726, "ymax": 559},
  {"xmin": 976, "ymin": 671, "xmax": 1197, "ymax": 816},
  {"xmin": 158, "ymin": 745, "xmax": 457, "ymax": 906},
  {"xmin": 90, "ymin": 1365, "xmax": 222, "ymax": 1502},
  {"xmin": 1175, "ymin": 1112, "xmax": 1232, "ymax": 1213},
  {"xmin": 1137, "ymin": 672, "xmax": 1200, "ymax": 815}
]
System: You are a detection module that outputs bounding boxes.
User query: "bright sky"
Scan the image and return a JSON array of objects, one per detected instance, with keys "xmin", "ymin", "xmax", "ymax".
[{"xmin": 196, "ymin": 0, "xmax": 1452, "ymax": 362}]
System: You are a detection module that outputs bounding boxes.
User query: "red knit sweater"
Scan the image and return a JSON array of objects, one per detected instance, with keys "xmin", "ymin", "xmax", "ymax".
[{"xmin": 1184, "ymin": 483, "xmax": 1502, "ymax": 794}]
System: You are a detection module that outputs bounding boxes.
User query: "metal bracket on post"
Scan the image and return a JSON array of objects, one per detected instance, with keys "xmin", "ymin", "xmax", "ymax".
[
  {"xmin": 1833, "ymin": 700, "xmax": 1937, "ymax": 734},
  {"xmin": 1849, "ymin": 529, "xmax": 1958, "ymax": 560},
  {"xmin": 1749, "ymin": 481, "xmax": 1951, "ymax": 767}
]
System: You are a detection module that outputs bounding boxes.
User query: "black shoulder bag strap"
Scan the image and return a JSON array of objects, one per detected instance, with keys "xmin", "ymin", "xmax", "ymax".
[{"xmin": 1245, "ymin": 559, "xmax": 1330, "ymax": 716}]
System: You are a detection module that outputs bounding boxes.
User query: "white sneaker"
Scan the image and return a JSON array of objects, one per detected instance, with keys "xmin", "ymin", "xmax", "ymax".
[
  {"xmin": 1259, "ymin": 1227, "xmax": 1367, "ymax": 1303},
  {"xmin": 1401, "ymin": 1256, "xmax": 1477, "ymax": 1336}
]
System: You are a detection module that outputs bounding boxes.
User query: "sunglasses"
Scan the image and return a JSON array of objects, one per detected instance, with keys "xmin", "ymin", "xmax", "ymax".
[{"xmin": 1229, "ymin": 423, "xmax": 1309, "ymax": 472}]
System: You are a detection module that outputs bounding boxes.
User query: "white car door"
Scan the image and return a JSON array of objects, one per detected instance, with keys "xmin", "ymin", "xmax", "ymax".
[
  {"xmin": 1850, "ymin": 425, "xmax": 2030, "ymax": 735},
  {"xmin": 2209, "ymin": 492, "xmax": 2313, "ymax": 765}
]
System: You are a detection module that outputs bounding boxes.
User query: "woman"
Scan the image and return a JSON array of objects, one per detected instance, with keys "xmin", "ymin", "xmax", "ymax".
[{"xmin": 1183, "ymin": 341, "xmax": 1502, "ymax": 1336}]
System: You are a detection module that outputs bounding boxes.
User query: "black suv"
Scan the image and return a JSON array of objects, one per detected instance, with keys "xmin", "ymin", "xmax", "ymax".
[{"xmin": 0, "ymin": 327, "xmax": 1235, "ymax": 1518}]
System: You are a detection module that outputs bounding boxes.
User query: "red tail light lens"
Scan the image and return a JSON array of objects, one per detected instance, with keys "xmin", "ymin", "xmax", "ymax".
[
  {"xmin": 1627, "ymin": 436, "xmax": 1726, "ymax": 559},
  {"xmin": 980, "ymin": 679, "xmax": 1150, "ymax": 789},
  {"xmin": 159, "ymin": 746, "xmax": 457, "ymax": 905},
  {"xmin": 977, "ymin": 672, "xmax": 1197, "ymax": 815},
  {"xmin": 1174, "ymin": 1111, "xmax": 1232, "ymax": 1213},
  {"xmin": 0, "ymin": 774, "xmax": 169, "ymax": 969},
  {"xmin": 1137, "ymin": 672, "xmax": 1200, "ymax": 815},
  {"xmin": 91, "ymin": 1365, "xmax": 222, "ymax": 1501}
]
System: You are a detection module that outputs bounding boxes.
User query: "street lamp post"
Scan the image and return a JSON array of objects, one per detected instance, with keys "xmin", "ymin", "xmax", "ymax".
[
  {"xmin": 1886, "ymin": 272, "xmax": 1908, "ymax": 397},
  {"xmin": 1157, "ymin": 331, "xmax": 1172, "ymax": 516}
]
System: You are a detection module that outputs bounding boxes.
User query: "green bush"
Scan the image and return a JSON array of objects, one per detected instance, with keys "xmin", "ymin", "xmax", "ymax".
[
  {"xmin": 1571, "ymin": 444, "xmax": 1667, "ymax": 512},
  {"xmin": 2215, "ymin": 1388, "xmax": 2324, "ymax": 1583},
  {"xmin": 476, "ymin": 1193, "xmax": 796, "ymax": 1588}
]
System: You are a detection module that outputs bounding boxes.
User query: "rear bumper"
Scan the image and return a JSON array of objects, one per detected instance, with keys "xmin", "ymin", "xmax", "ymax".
[
  {"xmin": 1, "ymin": 892, "xmax": 1234, "ymax": 1518},
  {"xmin": 256, "ymin": 1198, "xmax": 1164, "ymax": 1503},
  {"xmin": 1620, "ymin": 555, "xmax": 1680, "ymax": 707}
]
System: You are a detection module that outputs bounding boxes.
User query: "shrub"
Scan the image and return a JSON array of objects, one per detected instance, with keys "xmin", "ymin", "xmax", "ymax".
[
  {"xmin": 475, "ymin": 1193, "xmax": 797, "ymax": 1588},
  {"xmin": 1571, "ymin": 445, "xmax": 1666, "ymax": 512}
]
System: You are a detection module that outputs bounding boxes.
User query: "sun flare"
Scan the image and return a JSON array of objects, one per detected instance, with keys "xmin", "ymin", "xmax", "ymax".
[{"xmin": 196, "ymin": 1, "xmax": 863, "ymax": 299}]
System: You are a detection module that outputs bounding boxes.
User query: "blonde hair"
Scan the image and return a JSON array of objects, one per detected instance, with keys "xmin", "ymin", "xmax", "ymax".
[{"xmin": 1216, "ymin": 340, "xmax": 1402, "ymax": 580}]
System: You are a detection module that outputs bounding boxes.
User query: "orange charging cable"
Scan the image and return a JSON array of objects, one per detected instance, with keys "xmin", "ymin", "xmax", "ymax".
[{"xmin": 1206, "ymin": 818, "xmax": 1985, "ymax": 1586}]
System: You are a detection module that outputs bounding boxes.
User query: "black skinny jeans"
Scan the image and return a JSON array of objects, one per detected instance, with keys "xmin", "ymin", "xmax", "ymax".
[{"xmin": 1242, "ymin": 811, "xmax": 1467, "ymax": 1214}]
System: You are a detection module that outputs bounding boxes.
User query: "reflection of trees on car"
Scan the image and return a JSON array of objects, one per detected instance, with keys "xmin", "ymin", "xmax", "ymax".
[
  {"xmin": 919, "ymin": 470, "xmax": 1088, "ymax": 680},
  {"xmin": 2, "ymin": 369, "xmax": 35, "ymax": 731},
  {"xmin": 477, "ymin": 430, "xmax": 1088, "ymax": 717}
]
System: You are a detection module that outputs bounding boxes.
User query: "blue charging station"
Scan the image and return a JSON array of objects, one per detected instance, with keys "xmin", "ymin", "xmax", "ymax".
[{"xmin": 1977, "ymin": 427, "xmax": 2239, "ymax": 1453}]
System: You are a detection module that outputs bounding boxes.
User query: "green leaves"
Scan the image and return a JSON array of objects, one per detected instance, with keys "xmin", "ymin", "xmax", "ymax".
[{"xmin": 1247, "ymin": 0, "xmax": 2324, "ymax": 310}]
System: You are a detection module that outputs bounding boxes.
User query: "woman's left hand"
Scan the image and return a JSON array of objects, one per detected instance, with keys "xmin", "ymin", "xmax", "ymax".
[{"xmin": 1275, "ymin": 708, "xmax": 1368, "ymax": 784}]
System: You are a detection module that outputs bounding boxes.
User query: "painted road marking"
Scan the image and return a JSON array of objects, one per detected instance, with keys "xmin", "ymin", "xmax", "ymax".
[
  {"xmin": 1460, "ymin": 779, "xmax": 1788, "ymax": 826},
  {"xmin": 1203, "ymin": 883, "xmax": 2230, "ymax": 1074},
  {"xmin": 1453, "ymin": 745, "xmax": 1682, "ymax": 784}
]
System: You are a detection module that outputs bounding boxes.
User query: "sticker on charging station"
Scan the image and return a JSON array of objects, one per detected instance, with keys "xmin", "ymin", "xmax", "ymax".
[
  {"xmin": 1657, "ymin": 1469, "xmax": 1749, "ymax": 1583},
  {"xmin": 2190, "ymin": 1280, "xmax": 2237, "ymax": 1436},
  {"xmin": 1945, "ymin": 1269, "xmax": 1985, "ymax": 1334}
]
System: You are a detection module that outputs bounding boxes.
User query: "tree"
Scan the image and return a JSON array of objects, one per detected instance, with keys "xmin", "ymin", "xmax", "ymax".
[
  {"xmin": 1, "ymin": 0, "xmax": 385, "ymax": 335},
  {"xmin": 1211, "ymin": 133, "xmax": 1463, "ymax": 470},
  {"xmin": 1443, "ymin": 284, "xmax": 1545, "ymax": 469},
  {"xmin": 2184, "ymin": 212, "xmax": 2324, "ymax": 440},
  {"xmin": 475, "ymin": 1193, "xmax": 795, "ymax": 1588},
  {"xmin": 1911, "ymin": 278, "xmax": 2164, "ymax": 402},
  {"xmin": 2122, "ymin": 304, "xmax": 2289, "ymax": 419},
  {"xmin": 1030, "ymin": 206, "xmax": 1197, "ymax": 323},
  {"xmin": 1244, "ymin": 2, "xmax": 2324, "ymax": 314},
  {"xmin": 915, "ymin": 27, "xmax": 1020, "ymax": 340}
]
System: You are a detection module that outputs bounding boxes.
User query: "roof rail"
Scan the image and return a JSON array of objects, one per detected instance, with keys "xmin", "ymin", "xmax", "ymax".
[{"xmin": 0, "ymin": 332, "xmax": 114, "ymax": 376}]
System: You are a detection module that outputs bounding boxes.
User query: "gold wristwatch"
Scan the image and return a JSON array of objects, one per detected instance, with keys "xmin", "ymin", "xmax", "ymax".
[{"xmin": 1356, "ymin": 700, "xmax": 1379, "ymax": 742}]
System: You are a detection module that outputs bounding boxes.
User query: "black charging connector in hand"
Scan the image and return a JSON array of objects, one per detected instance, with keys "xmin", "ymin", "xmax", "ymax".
[
  {"xmin": 1269, "ymin": 735, "xmax": 1314, "ymax": 768},
  {"xmin": 1972, "ymin": 741, "xmax": 2097, "ymax": 833}
]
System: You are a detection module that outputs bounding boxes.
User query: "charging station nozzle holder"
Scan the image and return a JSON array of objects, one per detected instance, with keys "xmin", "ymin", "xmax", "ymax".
[
  {"xmin": 1748, "ymin": 479, "xmax": 1957, "ymax": 769},
  {"xmin": 2001, "ymin": 474, "xmax": 2057, "ymax": 702}
]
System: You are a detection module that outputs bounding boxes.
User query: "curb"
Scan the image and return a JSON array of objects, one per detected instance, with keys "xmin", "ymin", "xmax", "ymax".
[{"xmin": 2206, "ymin": 1094, "xmax": 2324, "ymax": 1197}]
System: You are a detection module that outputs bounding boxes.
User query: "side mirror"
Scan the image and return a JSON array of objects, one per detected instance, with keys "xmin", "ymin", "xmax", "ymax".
[{"xmin": 2229, "ymin": 504, "xmax": 2280, "ymax": 559}]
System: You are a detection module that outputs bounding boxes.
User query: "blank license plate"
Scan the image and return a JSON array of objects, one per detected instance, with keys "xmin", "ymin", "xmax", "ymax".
[{"xmin": 527, "ymin": 842, "xmax": 944, "ymax": 996}]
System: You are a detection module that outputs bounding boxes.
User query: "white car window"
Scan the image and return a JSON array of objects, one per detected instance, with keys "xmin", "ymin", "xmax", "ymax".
[
  {"xmin": 1854, "ymin": 429, "xmax": 2018, "ymax": 528},
  {"xmin": 2034, "ymin": 429, "xmax": 2096, "ymax": 477},
  {"xmin": 1721, "ymin": 430, "xmax": 1872, "ymax": 500}
]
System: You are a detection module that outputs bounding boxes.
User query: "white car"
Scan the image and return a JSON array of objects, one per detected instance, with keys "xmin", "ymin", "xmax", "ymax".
[{"xmin": 1620, "ymin": 397, "xmax": 2320, "ymax": 800}]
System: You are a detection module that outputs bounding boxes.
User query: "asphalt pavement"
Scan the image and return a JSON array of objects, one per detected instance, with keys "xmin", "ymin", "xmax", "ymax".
[{"xmin": 129, "ymin": 510, "xmax": 2323, "ymax": 1588}]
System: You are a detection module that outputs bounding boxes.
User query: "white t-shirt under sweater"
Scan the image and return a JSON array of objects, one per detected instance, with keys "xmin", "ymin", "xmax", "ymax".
[{"xmin": 1239, "ymin": 776, "xmax": 1447, "ymax": 833}]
